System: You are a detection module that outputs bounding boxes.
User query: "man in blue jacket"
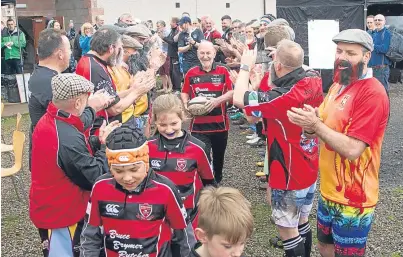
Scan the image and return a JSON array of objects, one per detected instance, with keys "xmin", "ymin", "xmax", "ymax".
[{"xmin": 368, "ymin": 14, "xmax": 391, "ymax": 92}]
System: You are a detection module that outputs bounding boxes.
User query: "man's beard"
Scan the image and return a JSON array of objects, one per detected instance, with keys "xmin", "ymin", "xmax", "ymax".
[
  {"xmin": 107, "ymin": 48, "xmax": 123, "ymax": 67},
  {"xmin": 127, "ymin": 52, "xmax": 148, "ymax": 75},
  {"xmin": 333, "ymin": 58, "xmax": 364, "ymax": 86}
]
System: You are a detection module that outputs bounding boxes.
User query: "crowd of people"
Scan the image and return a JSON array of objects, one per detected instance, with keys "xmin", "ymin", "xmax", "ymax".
[{"xmin": 25, "ymin": 9, "xmax": 391, "ymax": 257}]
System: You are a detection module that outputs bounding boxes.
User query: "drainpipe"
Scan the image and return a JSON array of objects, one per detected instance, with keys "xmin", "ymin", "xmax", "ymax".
[
  {"xmin": 263, "ymin": 0, "xmax": 267, "ymax": 15},
  {"xmin": 364, "ymin": 0, "xmax": 368, "ymax": 30}
]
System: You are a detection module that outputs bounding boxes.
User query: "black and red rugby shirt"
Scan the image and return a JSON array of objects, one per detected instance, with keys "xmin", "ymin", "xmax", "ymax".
[
  {"xmin": 244, "ymin": 67, "xmax": 324, "ymax": 190},
  {"xmin": 148, "ymin": 131, "xmax": 215, "ymax": 222},
  {"xmin": 182, "ymin": 63, "xmax": 233, "ymax": 133},
  {"xmin": 76, "ymin": 53, "xmax": 121, "ymax": 123},
  {"xmin": 81, "ymin": 170, "xmax": 191, "ymax": 257}
]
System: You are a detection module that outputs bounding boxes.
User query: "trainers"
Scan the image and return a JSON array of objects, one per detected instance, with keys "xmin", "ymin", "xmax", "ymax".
[
  {"xmin": 232, "ymin": 118, "xmax": 246, "ymax": 125},
  {"xmin": 249, "ymin": 138, "xmax": 265, "ymax": 147},
  {"xmin": 239, "ymin": 124, "xmax": 250, "ymax": 130},
  {"xmin": 246, "ymin": 136, "xmax": 261, "ymax": 145},
  {"xmin": 256, "ymin": 161, "xmax": 264, "ymax": 167},
  {"xmin": 259, "ymin": 183, "xmax": 267, "ymax": 190},
  {"xmin": 230, "ymin": 112, "xmax": 242, "ymax": 120},
  {"xmin": 246, "ymin": 133, "xmax": 258, "ymax": 140},
  {"xmin": 255, "ymin": 171, "xmax": 265, "ymax": 177},
  {"xmin": 241, "ymin": 128, "xmax": 255, "ymax": 135}
]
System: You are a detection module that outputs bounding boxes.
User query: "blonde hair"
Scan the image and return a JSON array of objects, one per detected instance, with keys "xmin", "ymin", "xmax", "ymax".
[
  {"xmin": 152, "ymin": 93, "xmax": 184, "ymax": 124},
  {"xmin": 198, "ymin": 186, "xmax": 254, "ymax": 243},
  {"xmin": 81, "ymin": 22, "xmax": 93, "ymax": 35}
]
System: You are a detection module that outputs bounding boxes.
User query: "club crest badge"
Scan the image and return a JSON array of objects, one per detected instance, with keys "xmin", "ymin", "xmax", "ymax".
[
  {"xmin": 176, "ymin": 159, "xmax": 187, "ymax": 172},
  {"xmin": 137, "ymin": 203, "xmax": 153, "ymax": 220},
  {"xmin": 338, "ymin": 94, "xmax": 350, "ymax": 110}
]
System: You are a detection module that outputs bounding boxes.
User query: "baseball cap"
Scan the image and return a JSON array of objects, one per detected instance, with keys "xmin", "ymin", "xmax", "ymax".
[
  {"xmin": 52, "ymin": 74, "xmax": 94, "ymax": 101},
  {"xmin": 178, "ymin": 16, "xmax": 192, "ymax": 25},
  {"xmin": 332, "ymin": 29, "xmax": 374, "ymax": 51}
]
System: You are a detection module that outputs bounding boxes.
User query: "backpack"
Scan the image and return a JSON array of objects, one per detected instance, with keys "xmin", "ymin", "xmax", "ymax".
[{"xmin": 384, "ymin": 26, "xmax": 403, "ymax": 63}]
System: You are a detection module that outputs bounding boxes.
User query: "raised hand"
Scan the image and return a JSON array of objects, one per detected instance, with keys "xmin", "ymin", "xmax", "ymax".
[{"xmin": 99, "ymin": 120, "xmax": 121, "ymax": 144}]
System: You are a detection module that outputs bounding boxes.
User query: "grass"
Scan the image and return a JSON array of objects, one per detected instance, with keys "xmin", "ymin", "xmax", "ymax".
[{"xmin": 1, "ymin": 214, "xmax": 20, "ymax": 235}]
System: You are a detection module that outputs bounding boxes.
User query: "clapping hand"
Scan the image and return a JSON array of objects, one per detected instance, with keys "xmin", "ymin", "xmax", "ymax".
[
  {"xmin": 88, "ymin": 89, "xmax": 115, "ymax": 112},
  {"xmin": 99, "ymin": 120, "xmax": 121, "ymax": 144},
  {"xmin": 287, "ymin": 104, "xmax": 321, "ymax": 132},
  {"xmin": 240, "ymin": 49, "xmax": 257, "ymax": 68},
  {"xmin": 149, "ymin": 48, "xmax": 167, "ymax": 71}
]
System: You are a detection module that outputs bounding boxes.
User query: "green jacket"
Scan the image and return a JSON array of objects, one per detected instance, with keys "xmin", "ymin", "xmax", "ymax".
[{"xmin": 1, "ymin": 28, "xmax": 26, "ymax": 60}]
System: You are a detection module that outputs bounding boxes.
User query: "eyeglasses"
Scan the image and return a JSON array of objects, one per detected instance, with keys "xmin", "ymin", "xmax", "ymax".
[{"xmin": 374, "ymin": 19, "xmax": 383, "ymax": 21}]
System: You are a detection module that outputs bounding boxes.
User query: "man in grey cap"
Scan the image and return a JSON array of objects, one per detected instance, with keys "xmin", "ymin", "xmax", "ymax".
[
  {"xmin": 287, "ymin": 29, "xmax": 389, "ymax": 257},
  {"xmin": 30, "ymin": 73, "xmax": 119, "ymax": 257}
]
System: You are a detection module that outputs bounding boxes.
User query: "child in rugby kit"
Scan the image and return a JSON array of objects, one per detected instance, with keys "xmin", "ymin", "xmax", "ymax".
[
  {"xmin": 189, "ymin": 186, "xmax": 254, "ymax": 257},
  {"xmin": 80, "ymin": 126, "xmax": 193, "ymax": 257},
  {"xmin": 148, "ymin": 94, "xmax": 216, "ymax": 231}
]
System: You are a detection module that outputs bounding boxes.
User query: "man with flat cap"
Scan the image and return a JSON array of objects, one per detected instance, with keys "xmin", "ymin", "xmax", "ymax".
[
  {"xmin": 30, "ymin": 73, "xmax": 120, "ymax": 257},
  {"xmin": 288, "ymin": 29, "xmax": 389, "ymax": 257},
  {"xmin": 108, "ymin": 35, "xmax": 147, "ymax": 127}
]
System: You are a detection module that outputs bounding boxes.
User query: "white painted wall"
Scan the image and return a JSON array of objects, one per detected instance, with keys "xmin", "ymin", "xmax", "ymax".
[{"xmin": 98, "ymin": 0, "xmax": 276, "ymax": 32}]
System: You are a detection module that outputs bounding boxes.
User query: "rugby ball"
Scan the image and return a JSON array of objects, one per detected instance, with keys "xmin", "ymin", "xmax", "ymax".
[{"xmin": 187, "ymin": 96, "xmax": 209, "ymax": 116}]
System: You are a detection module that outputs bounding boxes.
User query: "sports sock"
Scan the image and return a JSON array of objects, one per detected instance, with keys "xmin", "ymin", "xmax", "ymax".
[
  {"xmin": 283, "ymin": 235, "xmax": 305, "ymax": 257},
  {"xmin": 298, "ymin": 222, "xmax": 312, "ymax": 256}
]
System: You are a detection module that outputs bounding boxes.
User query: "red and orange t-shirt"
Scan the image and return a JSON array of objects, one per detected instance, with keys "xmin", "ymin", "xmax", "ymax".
[{"xmin": 318, "ymin": 76, "xmax": 389, "ymax": 208}]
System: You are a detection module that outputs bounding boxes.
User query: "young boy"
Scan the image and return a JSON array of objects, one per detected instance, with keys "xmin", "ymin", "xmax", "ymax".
[
  {"xmin": 80, "ymin": 126, "xmax": 194, "ymax": 257},
  {"xmin": 189, "ymin": 187, "xmax": 254, "ymax": 257}
]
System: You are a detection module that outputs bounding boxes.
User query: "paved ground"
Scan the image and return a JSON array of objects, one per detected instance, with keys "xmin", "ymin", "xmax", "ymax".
[
  {"xmin": 1, "ymin": 83, "xmax": 402, "ymax": 256},
  {"xmin": 2, "ymin": 103, "xmax": 29, "ymax": 117}
]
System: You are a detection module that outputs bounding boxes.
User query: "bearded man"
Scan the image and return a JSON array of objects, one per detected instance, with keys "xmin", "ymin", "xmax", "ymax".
[
  {"xmin": 287, "ymin": 29, "xmax": 389, "ymax": 257},
  {"xmin": 76, "ymin": 27, "xmax": 155, "ymax": 132}
]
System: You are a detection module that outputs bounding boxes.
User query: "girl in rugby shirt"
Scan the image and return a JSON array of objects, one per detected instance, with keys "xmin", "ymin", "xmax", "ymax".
[{"xmin": 148, "ymin": 94, "xmax": 217, "ymax": 233}]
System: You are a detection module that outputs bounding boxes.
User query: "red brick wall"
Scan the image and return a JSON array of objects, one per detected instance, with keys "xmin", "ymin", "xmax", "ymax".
[{"xmin": 16, "ymin": 0, "xmax": 56, "ymax": 17}]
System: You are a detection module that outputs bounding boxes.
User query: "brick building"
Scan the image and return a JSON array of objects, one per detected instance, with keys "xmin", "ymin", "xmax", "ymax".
[{"xmin": 2, "ymin": 0, "xmax": 104, "ymax": 28}]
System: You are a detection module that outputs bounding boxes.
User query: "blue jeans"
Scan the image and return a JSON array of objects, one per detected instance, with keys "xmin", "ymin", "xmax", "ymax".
[{"xmin": 372, "ymin": 66, "xmax": 390, "ymax": 92}]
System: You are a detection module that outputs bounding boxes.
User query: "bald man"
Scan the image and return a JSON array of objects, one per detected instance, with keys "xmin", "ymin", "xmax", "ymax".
[
  {"xmin": 181, "ymin": 41, "xmax": 234, "ymax": 184},
  {"xmin": 368, "ymin": 14, "xmax": 391, "ymax": 92},
  {"xmin": 234, "ymin": 40, "xmax": 323, "ymax": 257},
  {"xmin": 116, "ymin": 13, "xmax": 133, "ymax": 28},
  {"xmin": 94, "ymin": 15, "xmax": 105, "ymax": 31}
]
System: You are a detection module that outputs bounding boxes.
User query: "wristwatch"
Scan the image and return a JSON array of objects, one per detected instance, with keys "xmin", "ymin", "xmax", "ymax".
[{"xmin": 240, "ymin": 64, "xmax": 250, "ymax": 72}]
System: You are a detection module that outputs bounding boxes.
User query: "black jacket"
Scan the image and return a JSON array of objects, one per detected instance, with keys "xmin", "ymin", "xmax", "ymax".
[{"xmin": 73, "ymin": 31, "xmax": 82, "ymax": 61}]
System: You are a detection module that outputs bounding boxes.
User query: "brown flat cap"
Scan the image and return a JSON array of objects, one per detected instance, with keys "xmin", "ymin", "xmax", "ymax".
[
  {"xmin": 52, "ymin": 74, "xmax": 94, "ymax": 100},
  {"xmin": 122, "ymin": 35, "xmax": 143, "ymax": 49}
]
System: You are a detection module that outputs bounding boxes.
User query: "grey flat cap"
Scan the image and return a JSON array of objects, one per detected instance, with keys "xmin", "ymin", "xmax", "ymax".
[
  {"xmin": 98, "ymin": 24, "xmax": 127, "ymax": 35},
  {"xmin": 269, "ymin": 18, "xmax": 290, "ymax": 27},
  {"xmin": 125, "ymin": 24, "xmax": 151, "ymax": 38},
  {"xmin": 332, "ymin": 29, "xmax": 374, "ymax": 51},
  {"xmin": 122, "ymin": 35, "xmax": 143, "ymax": 50}
]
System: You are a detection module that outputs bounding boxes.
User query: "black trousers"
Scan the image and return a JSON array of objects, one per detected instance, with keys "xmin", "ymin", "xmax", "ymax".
[
  {"xmin": 192, "ymin": 131, "xmax": 228, "ymax": 183},
  {"xmin": 169, "ymin": 56, "xmax": 182, "ymax": 91},
  {"xmin": 5, "ymin": 58, "xmax": 22, "ymax": 74}
]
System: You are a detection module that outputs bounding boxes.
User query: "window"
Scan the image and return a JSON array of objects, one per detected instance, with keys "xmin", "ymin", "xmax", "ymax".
[
  {"xmin": 176, "ymin": 2, "xmax": 180, "ymax": 8},
  {"xmin": 226, "ymin": 3, "xmax": 230, "ymax": 8}
]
